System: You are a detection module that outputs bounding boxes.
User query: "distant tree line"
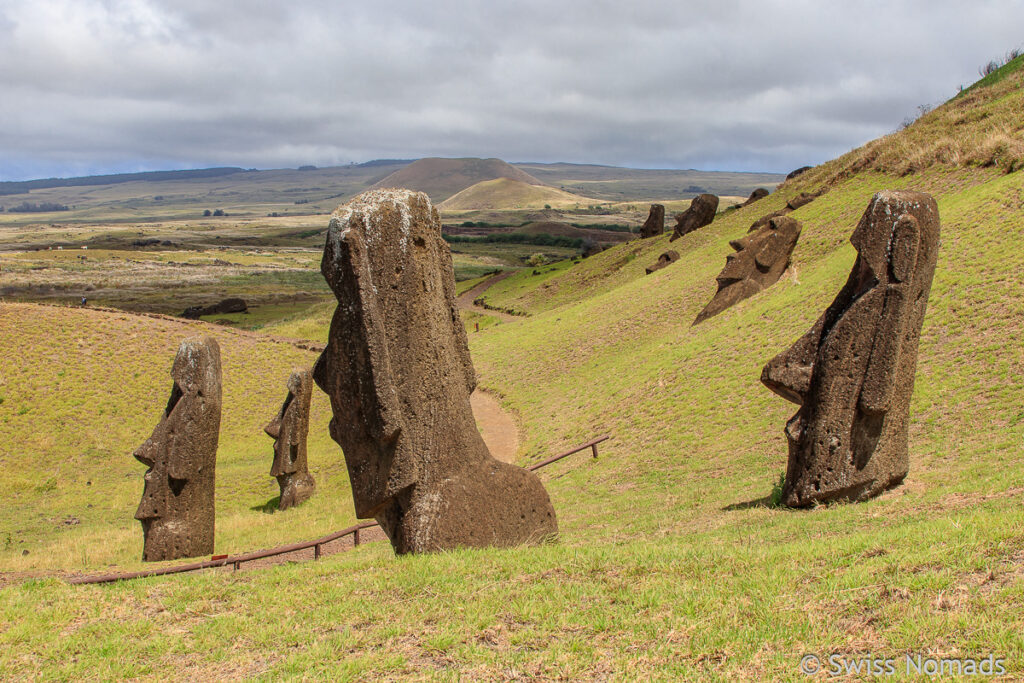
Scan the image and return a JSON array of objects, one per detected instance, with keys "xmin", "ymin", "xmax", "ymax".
[
  {"xmin": 203, "ymin": 209, "xmax": 227, "ymax": 217},
  {"xmin": 443, "ymin": 232, "xmax": 583, "ymax": 248},
  {"xmin": 570, "ymin": 222, "xmax": 632, "ymax": 233},
  {"xmin": 6, "ymin": 201, "xmax": 70, "ymax": 212},
  {"xmin": 0, "ymin": 167, "xmax": 246, "ymax": 196}
]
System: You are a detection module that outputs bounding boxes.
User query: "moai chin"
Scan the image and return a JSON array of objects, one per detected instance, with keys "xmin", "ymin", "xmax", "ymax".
[
  {"xmin": 312, "ymin": 188, "xmax": 558, "ymax": 554},
  {"xmin": 693, "ymin": 215, "xmax": 802, "ymax": 324},
  {"xmin": 134, "ymin": 336, "xmax": 221, "ymax": 561},
  {"xmin": 264, "ymin": 369, "xmax": 316, "ymax": 510},
  {"xmin": 760, "ymin": 191, "xmax": 940, "ymax": 506}
]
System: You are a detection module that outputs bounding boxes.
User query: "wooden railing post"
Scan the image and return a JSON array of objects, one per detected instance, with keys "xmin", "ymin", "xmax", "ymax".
[{"xmin": 354, "ymin": 529, "xmax": 361, "ymax": 546}]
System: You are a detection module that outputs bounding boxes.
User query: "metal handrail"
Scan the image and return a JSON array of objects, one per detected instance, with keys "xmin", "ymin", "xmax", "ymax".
[{"xmin": 66, "ymin": 434, "xmax": 610, "ymax": 585}]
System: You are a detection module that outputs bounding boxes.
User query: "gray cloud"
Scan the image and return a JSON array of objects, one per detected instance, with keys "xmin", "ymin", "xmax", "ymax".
[{"xmin": 1, "ymin": 0, "xmax": 1021, "ymax": 179}]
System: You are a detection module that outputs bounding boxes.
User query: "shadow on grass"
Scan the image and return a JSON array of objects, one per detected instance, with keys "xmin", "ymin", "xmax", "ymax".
[
  {"xmin": 251, "ymin": 497, "xmax": 280, "ymax": 514},
  {"xmin": 723, "ymin": 472, "xmax": 787, "ymax": 511}
]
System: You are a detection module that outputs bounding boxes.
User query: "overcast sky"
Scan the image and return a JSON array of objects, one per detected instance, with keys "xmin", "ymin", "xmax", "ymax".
[{"xmin": 1, "ymin": 0, "xmax": 1021, "ymax": 181}]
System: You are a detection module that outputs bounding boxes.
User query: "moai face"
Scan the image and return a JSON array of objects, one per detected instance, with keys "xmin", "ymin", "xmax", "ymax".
[
  {"xmin": 264, "ymin": 369, "xmax": 315, "ymax": 510},
  {"xmin": 760, "ymin": 191, "xmax": 940, "ymax": 506},
  {"xmin": 694, "ymin": 216, "xmax": 802, "ymax": 324},
  {"xmin": 135, "ymin": 336, "xmax": 221, "ymax": 561}
]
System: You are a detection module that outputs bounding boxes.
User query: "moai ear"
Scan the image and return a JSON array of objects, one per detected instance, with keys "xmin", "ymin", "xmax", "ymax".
[{"xmin": 888, "ymin": 214, "xmax": 920, "ymax": 283}]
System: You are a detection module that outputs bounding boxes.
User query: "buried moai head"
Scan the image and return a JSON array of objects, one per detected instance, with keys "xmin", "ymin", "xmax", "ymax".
[
  {"xmin": 670, "ymin": 193, "xmax": 718, "ymax": 241},
  {"xmin": 312, "ymin": 189, "xmax": 557, "ymax": 554},
  {"xmin": 645, "ymin": 250, "xmax": 679, "ymax": 275},
  {"xmin": 638, "ymin": 204, "xmax": 665, "ymax": 238},
  {"xmin": 134, "ymin": 336, "xmax": 221, "ymax": 562},
  {"xmin": 760, "ymin": 191, "xmax": 940, "ymax": 507},
  {"xmin": 264, "ymin": 369, "xmax": 316, "ymax": 510},
  {"xmin": 694, "ymin": 216, "xmax": 802, "ymax": 324}
]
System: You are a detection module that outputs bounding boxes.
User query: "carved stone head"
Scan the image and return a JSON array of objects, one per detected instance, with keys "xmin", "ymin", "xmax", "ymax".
[
  {"xmin": 264, "ymin": 369, "xmax": 316, "ymax": 510},
  {"xmin": 134, "ymin": 336, "xmax": 221, "ymax": 561}
]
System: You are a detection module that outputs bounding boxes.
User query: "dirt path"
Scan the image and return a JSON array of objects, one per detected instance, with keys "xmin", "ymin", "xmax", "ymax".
[
  {"xmin": 470, "ymin": 390, "xmax": 520, "ymax": 463},
  {"xmin": 456, "ymin": 270, "xmax": 521, "ymax": 322}
]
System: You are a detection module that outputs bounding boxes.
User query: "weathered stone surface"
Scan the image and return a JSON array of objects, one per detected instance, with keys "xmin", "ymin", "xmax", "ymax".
[
  {"xmin": 134, "ymin": 336, "xmax": 221, "ymax": 561},
  {"xmin": 313, "ymin": 189, "xmax": 558, "ymax": 554},
  {"xmin": 749, "ymin": 208, "xmax": 791, "ymax": 233},
  {"xmin": 742, "ymin": 188, "xmax": 770, "ymax": 206},
  {"xmin": 761, "ymin": 191, "xmax": 940, "ymax": 507},
  {"xmin": 670, "ymin": 193, "xmax": 719, "ymax": 241},
  {"xmin": 787, "ymin": 192, "xmax": 816, "ymax": 211},
  {"xmin": 181, "ymin": 297, "xmax": 247, "ymax": 319},
  {"xmin": 638, "ymin": 204, "xmax": 665, "ymax": 238},
  {"xmin": 264, "ymin": 369, "xmax": 316, "ymax": 510},
  {"xmin": 694, "ymin": 216, "xmax": 802, "ymax": 324},
  {"xmin": 786, "ymin": 165, "xmax": 812, "ymax": 180},
  {"xmin": 645, "ymin": 250, "xmax": 680, "ymax": 274}
]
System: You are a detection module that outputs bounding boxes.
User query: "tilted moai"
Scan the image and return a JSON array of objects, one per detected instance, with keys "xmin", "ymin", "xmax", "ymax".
[
  {"xmin": 670, "ymin": 193, "xmax": 718, "ymax": 241},
  {"xmin": 742, "ymin": 188, "xmax": 770, "ymax": 207},
  {"xmin": 638, "ymin": 204, "xmax": 665, "ymax": 238},
  {"xmin": 264, "ymin": 369, "xmax": 316, "ymax": 510},
  {"xmin": 134, "ymin": 336, "xmax": 221, "ymax": 561},
  {"xmin": 313, "ymin": 189, "xmax": 558, "ymax": 554},
  {"xmin": 694, "ymin": 216, "xmax": 802, "ymax": 324},
  {"xmin": 645, "ymin": 250, "xmax": 680, "ymax": 275},
  {"xmin": 760, "ymin": 191, "xmax": 939, "ymax": 506}
]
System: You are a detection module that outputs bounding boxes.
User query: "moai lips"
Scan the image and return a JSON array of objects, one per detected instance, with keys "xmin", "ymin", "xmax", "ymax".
[
  {"xmin": 134, "ymin": 336, "xmax": 221, "ymax": 562},
  {"xmin": 264, "ymin": 369, "xmax": 316, "ymax": 510},
  {"xmin": 694, "ymin": 216, "xmax": 802, "ymax": 324},
  {"xmin": 761, "ymin": 191, "xmax": 940, "ymax": 507},
  {"xmin": 312, "ymin": 189, "xmax": 558, "ymax": 554}
]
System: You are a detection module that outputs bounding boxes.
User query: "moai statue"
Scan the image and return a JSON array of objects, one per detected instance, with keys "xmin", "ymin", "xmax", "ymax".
[
  {"xmin": 313, "ymin": 189, "xmax": 558, "ymax": 554},
  {"xmin": 645, "ymin": 250, "xmax": 680, "ymax": 274},
  {"xmin": 264, "ymin": 369, "xmax": 316, "ymax": 510},
  {"xmin": 742, "ymin": 188, "xmax": 770, "ymax": 207},
  {"xmin": 638, "ymin": 204, "xmax": 665, "ymax": 238},
  {"xmin": 134, "ymin": 336, "xmax": 221, "ymax": 561},
  {"xmin": 670, "ymin": 193, "xmax": 718, "ymax": 241},
  {"xmin": 761, "ymin": 191, "xmax": 940, "ymax": 507},
  {"xmin": 694, "ymin": 216, "xmax": 802, "ymax": 324}
]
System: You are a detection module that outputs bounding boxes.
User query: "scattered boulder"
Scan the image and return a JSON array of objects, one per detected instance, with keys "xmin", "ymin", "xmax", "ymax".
[
  {"xmin": 312, "ymin": 189, "xmax": 558, "ymax": 554},
  {"xmin": 181, "ymin": 298, "xmax": 248, "ymax": 319},
  {"xmin": 134, "ymin": 336, "xmax": 221, "ymax": 561},
  {"xmin": 786, "ymin": 165, "xmax": 813, "ymax": 180},
  {"xmin": 264, "ymin": 369, "xmax": 317, "ymax": 510},
  {"xmin": 694, "ymin": 216, "xmax": 802, "ymax": 324},
  {"xmin": 638, "ymin": 204, "xmax": 665, "ymax": 238},
  {"xmin": 742, "ymin": 188, "xmax": 770, "ymax": 207},
  {"xmin": 645, "ymin": 250, "xmax": 680, "ymax": 274},
  {"xmin": 670, "ymin": 194, "xmax": 719, "ymax": 242},
  {"xmin": 760, "ymin": 191, "xmax": 940, "ymax": 507}
]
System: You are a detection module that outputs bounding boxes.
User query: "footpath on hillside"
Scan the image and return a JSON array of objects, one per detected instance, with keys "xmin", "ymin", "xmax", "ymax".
[{"xmin": 456, "ymin": 270, "xmax": 521, "ymax": 321}]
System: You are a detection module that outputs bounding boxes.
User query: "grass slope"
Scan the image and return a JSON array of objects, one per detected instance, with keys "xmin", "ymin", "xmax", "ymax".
[
  {"xmin": 439, "ymin": 178, "xmax": 598, "ymax": 211},
  {"xmin": 2, "ymin": 63, "xmax": 1024, "ymax": 679}
]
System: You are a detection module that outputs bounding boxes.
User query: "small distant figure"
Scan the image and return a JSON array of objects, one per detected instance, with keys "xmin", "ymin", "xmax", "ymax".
[
  {"xmin": 80, "ymin": 296, "xmax": 88, "ymax": 307},
  {"xmin": 475, "ymin": 322, "xmax": 479, "ymax": 332}
]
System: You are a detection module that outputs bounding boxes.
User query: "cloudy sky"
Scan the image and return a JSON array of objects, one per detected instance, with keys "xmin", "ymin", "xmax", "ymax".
[{"xmin": 1, "ymin": 0, "xmax": 1021, "ymax": 181}]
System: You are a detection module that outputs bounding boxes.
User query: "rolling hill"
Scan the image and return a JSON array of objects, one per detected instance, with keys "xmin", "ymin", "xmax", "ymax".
[
  {"xmin": 370, "ymin": 157, "xmax": 547, "ymax": 202},
  {"xmin": 438, "ymin": 177, "xmax": 598, "ymax": 210}
]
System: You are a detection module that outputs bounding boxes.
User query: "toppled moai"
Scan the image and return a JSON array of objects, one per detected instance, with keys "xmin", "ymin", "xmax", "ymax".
[
  {"xmin": 742, "ymin": 188, "xmax": 770, "ymax": 207},
  {"xmin": 694, "ymin": 216, "xmax": 802, "ymax": 324},
  {"xmin": 786, "ymin": 192, "xmax": 816, "ymax": 211},
  {"xmin": 134, "ymin": 336, "xmax": 221, "ymax": 561},
  {"xmin": 638, "ymin": 204, "xmax": 665, "ymax": 238},
  {"xmin": 264, "ymin": 369, "xmax": 316, "ymax": 510},
  {"xmin": 645, "ymin": 250, "xmax": 680, "ymax": 274},
  {"xmin": 312, "ymin": 189, "xmax": 558, "ymax": 554},
  {"xmin": 760, "ymin": 191, "xmax": 940, "ymax": 507},
  {"xmin": 670, "ymin": 193, "xmax": 719, "ymax": 241},
  {"xmin": 786, "ymin": 165, "xmax": 812, "ymax": 180}
]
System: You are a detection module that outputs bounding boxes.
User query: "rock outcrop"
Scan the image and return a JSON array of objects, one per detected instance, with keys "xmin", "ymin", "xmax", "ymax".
[
  {"xmin": 761, "ymin": 191, "xmax": 940, "ymax": 507},
  {"xmin": 134, "ymin": 336, "xmax": 221, "ymax": 561},
  {"xmin": 638, "ymin": 204, "xmax": 665, "ymax": 238},
  {"xmin": 670, "ymin": 194, "xmax": 719, "ymax": 242},
  {"xmin": 181, "ymin": 298, "xmax": 247, "ymax": 320},
  {"xmin": 312, "ymin": 189, "xmax": 558, "ymax": 554},
  {"xmin": 694, "ymin": 216, "xmax": 802, "ymax": 324},
  {"xmin": 645, "ymin": 250, "xmax": 680, "ymax": 274},
  {"xmin": 264, "ymin": 369, "xmax": 316, "ymax": 510}
]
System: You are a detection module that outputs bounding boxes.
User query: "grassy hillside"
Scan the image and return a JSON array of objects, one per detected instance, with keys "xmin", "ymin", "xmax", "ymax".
[
  {"xmin": 1, "ymin": 62, "xmax": 1023, "ymax": 679},
  {"xmin": 438, "ymin": 178, "xmax": 598, "ymax": 210},
  {"xmin": 371, "ymin": 157, "xmax": 546, "ymax": 203}
]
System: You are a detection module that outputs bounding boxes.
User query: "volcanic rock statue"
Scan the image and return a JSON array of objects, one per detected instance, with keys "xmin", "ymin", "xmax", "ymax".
[
  {"xmin": 742, "ymin": 188, "xmax": 770, "ymax": 207},
  {"xmin": 313, "ymin": 188, "xmax": 558, "ymax": 554},
  {"xmin": 694, "ymin": 216, "xmax": 802, "ymax": 324},
  {"xmin": 638, "ymin": 204, "xmax": 665, "ymax": 238},
  {"xmin": 645, "ymin": 250, "xmax": 680, "ymax": 274},
  {"xmin": 670, "ymin": 193, "xmax": 719, "ymax": 241},
  {"xmin": 264, "ymin": 369, "xmax": 316, "ymax": 510},
  {"xmin": 787, "ymin": 192, "xmax": 816, "ymax": 211},
  {"xmin": 760, "ymin": 191, "xmax": 939, "ymax": 507},
  {"xmin": 134, "ymin": 336, "xmax": 221, "ymax": 562}
]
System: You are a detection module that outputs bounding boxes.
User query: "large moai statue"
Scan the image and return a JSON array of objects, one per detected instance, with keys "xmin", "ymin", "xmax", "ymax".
[
  {"xmin": 670, "ymin": 193, "xmax": 719, "ymax": 241},
  {"xmin": 134, "ymin": 336, "xmax": 221, "ymax": 561},
  {"xmin": 693, "ymin": 216, "xmax": 802, "ymax": 324},
  {"xmin": 760, "ymin": 191, "xmax": 940, "ymax": 507},
  {"xmin": 313, "ymin": 189, "xmax": 558, "ymax": 554},
  {"xmin": 638, "ymin": 204, "xmax": 665, "ymax": 238},
  {"xmin": 264, "ymin": 369, "xmax": 316, "ymax": 510}
]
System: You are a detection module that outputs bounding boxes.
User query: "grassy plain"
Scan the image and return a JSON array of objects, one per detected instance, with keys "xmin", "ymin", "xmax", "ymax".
[{"xmin": 1, "ymin": 63, "xmax": 1022, "ymax": 679}]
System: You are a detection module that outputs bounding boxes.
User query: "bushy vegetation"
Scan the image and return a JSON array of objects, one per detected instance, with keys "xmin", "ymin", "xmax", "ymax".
[
  {"xmin": 443, "ymin": 232, "xmax": 583, "ymax": 249},
  {"xmin": 6, "ymin": 201, "xmax": 69, "ymax": 212}
]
